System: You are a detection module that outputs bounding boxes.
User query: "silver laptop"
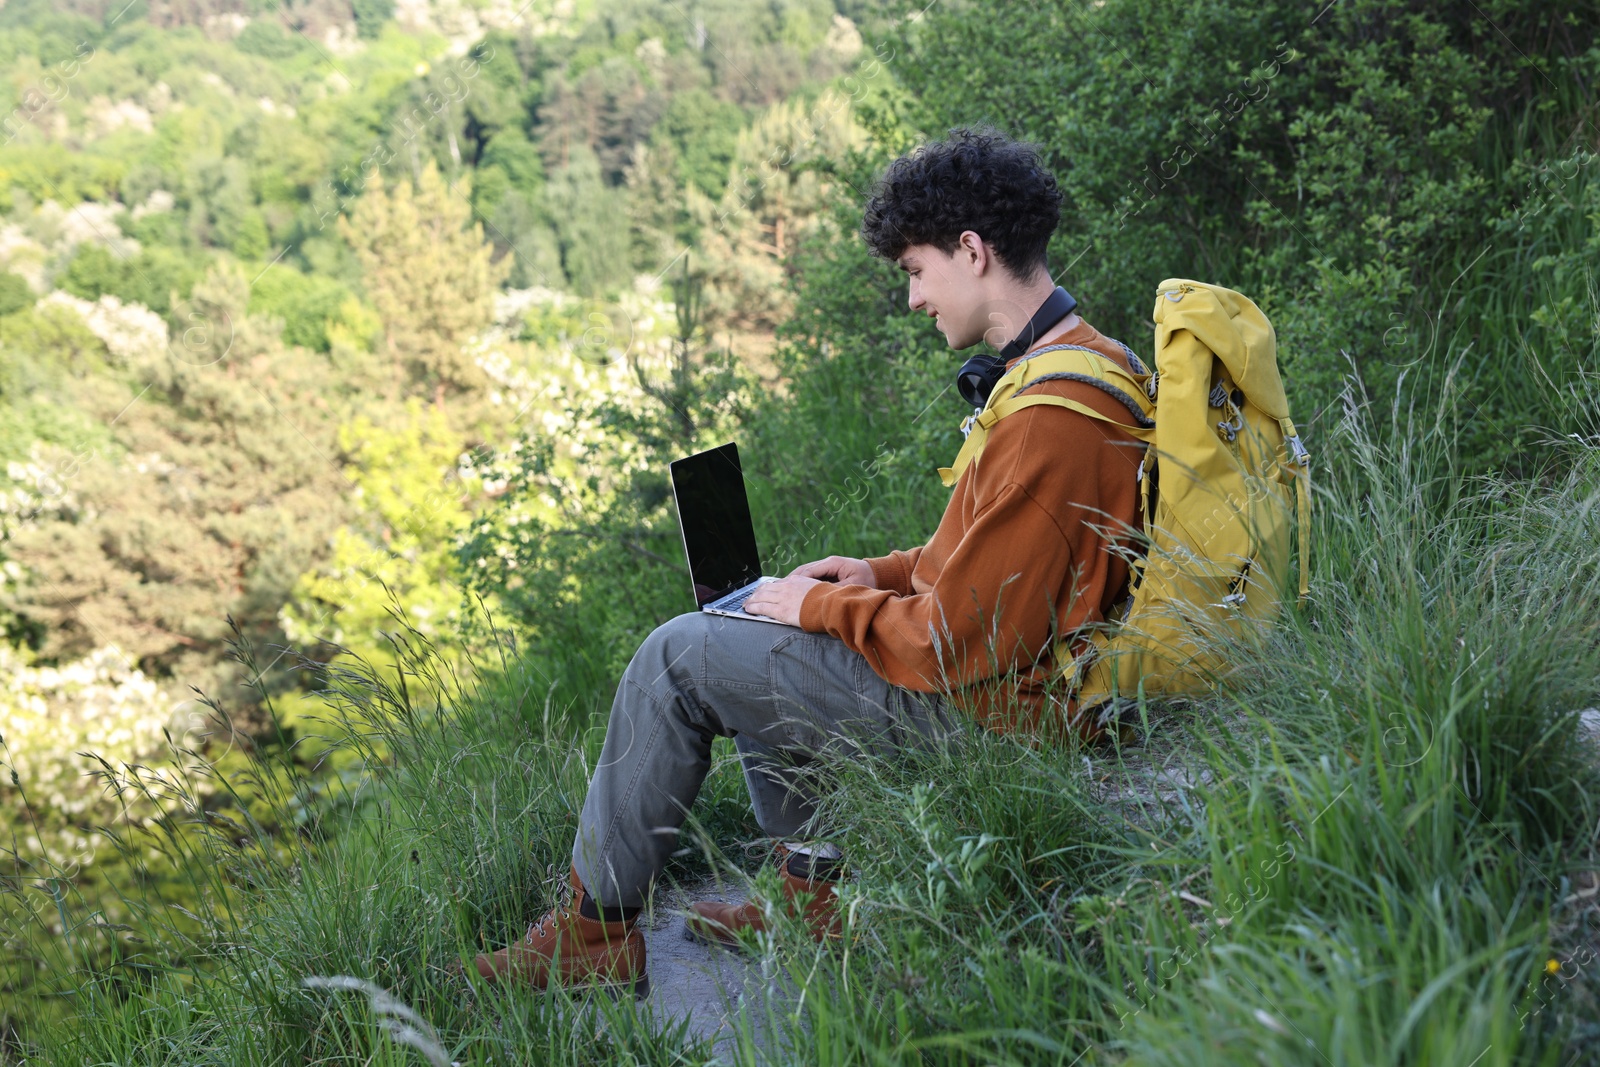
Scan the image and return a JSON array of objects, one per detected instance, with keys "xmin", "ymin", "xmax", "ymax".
[{"xmin": 669, "ymin": 442, "xmax": 790, "ymax": 625}]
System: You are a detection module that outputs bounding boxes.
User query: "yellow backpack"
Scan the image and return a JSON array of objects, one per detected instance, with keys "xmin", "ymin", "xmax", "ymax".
[{"xmin": 939, "ymin": 279, "xmax": 1311, "ymax": 719}]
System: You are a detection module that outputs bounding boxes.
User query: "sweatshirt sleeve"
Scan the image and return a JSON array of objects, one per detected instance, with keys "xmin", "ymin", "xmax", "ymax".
[
  {"xmin": 865, "ymin": 547, "xmax": 922, "ymax": 596},
  {"xmin": 798, "ymin": 481, "xmax": 1078, "ymax": 692}
]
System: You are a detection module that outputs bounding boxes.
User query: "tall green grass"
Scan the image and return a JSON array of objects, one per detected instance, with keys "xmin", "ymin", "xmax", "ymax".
[{"xmin": 3, "ymin": 366, "xmax": 1597, "ymax": 1064}]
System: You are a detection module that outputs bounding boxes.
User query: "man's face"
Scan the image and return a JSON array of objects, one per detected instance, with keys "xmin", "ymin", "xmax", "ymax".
[{"xmin": 897, "ymin": 242, "xmax": 988, "ymax": 350}]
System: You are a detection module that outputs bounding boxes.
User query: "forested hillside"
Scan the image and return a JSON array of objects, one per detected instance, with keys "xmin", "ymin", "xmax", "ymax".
[
  {"xmin": 3, "ymin": 0, "xmax": 1600, "ymax": 1062},
  {"xmin": 0, "ymin": 0, "xmax": 878, "ymax": 908}
]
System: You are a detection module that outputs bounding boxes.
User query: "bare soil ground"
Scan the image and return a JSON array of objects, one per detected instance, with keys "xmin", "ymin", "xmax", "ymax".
[{"xmin": 635, "ymin": 878, "xmax": 793, "ymax": 1058}]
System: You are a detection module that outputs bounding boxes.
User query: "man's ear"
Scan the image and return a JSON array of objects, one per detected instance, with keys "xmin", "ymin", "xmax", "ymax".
[{"xmin": 958, "ymin": 230, "xmax": 988, "ymax": 276}]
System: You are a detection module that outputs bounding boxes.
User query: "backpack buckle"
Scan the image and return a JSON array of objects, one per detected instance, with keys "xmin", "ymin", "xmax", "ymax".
[{"xmin": 1220, "ymin": 561, "xmax": 1252, "ymax": 607}]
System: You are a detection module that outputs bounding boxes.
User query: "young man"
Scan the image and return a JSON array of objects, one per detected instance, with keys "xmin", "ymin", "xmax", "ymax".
[{"xmin": 469, "ymin": 128, "xmax": 1146, "ymax": 991}]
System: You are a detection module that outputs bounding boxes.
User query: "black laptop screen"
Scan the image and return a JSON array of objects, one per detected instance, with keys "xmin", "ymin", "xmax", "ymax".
[{"xmin": 670, "ymin": 442, "xmax": 763, "ymax": 606}]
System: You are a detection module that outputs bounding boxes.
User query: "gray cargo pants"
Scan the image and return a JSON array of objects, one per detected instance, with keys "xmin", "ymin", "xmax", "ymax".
[{"xmin": 572, "ymin": 611, "xmax": 955, "ymax": 909}]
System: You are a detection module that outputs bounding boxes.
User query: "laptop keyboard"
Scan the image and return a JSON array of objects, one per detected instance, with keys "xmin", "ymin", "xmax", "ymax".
[{"xmin": 709, "ymin": 583, "xmax": 758, "ymax": 613}]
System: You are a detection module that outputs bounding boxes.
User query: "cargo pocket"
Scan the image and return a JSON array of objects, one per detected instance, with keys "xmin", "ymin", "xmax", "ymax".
[{"xmin": 767, "ymin": 631, "xmax": 836, "ymax": 752}]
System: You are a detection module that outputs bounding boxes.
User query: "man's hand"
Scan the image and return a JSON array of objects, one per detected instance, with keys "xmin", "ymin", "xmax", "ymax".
[
  {"xmin": 743, "ymin": 576, "xmax": 822, "ymax": 626},
  {"xmin": 789, "ymin": 555, "xmax": 877, "ymax": 588}
]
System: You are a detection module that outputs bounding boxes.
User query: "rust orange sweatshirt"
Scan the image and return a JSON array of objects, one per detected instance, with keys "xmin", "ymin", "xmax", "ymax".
[{"xmin": 797, "ymin": 316, "xmax": 1146, "ymax": 737}]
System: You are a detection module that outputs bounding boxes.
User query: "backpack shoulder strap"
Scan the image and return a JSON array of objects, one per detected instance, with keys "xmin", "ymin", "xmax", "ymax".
[
  {"xmin": 1027, "ymin": 343, "xmax": 1149, "ymax": 399},
  {"xmin": 938, "ymin": 344, "xmax": 1154, "ymax": 487}
]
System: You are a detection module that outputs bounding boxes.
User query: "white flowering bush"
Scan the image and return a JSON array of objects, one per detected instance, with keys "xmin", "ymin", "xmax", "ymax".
[
  {"xmin": 455, "ymin": 278, "xmax": 754, "ymax": 681},
  {"xmin": 39, "ymin": 291, "xmax": 169, "ymax": 366},
  {"xmin": 393, "ymin": 0, "xmax": 577, "ymax": 53},
  {"xmin": 1, "ymin": 443, "xmax": 84, "ymax": 532},
  {"xmin": 130, "ymin": 188, "xmax": 176, "ymax": 220},
  {"xmin": 53, "ymin": 200, "xmax": 134, "ymax": 252},
  {"xmin": 471, "ymin": 282, "xmax": 709, "ymax": 491},
  {"xmin": 0, "ymin": 223, "xmax": 49, "ymax": 292},
  {"xmin": 463, "ymin": 285, "xmax": 656, "ymax": 518},
  {"xmin": 0, "ymin": 644, "xmax": 202, "ymax": 870}
]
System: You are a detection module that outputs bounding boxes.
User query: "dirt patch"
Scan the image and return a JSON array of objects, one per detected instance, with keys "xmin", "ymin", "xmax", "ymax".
[{"xmin": 635, "ymin": 878, "xmax": 796, "ymax": 1057}]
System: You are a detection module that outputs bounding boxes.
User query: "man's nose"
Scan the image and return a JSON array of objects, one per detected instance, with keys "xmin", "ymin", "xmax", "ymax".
[{"xmin": 907, "ymin": 280, "xmax": 924, "ymax": 310}]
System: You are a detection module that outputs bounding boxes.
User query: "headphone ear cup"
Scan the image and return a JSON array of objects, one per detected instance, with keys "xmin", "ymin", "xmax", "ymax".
[
  {"xmin": 953, "ymin": 287, "xmax": 1077, "ymax": 409},
  {"xmin": 956, "ymin": 354, "xmax": 1007, "ymax": 408}
]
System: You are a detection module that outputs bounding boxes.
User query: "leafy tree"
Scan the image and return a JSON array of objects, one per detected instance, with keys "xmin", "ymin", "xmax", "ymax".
[
  {"xmin": 119, "ymin": 207, "xmax": 196, "ymax": 260},
  {"xmin": 0, "ymin": 143, "xmax": 125, "ymax": 210},
  {"xmin": 247, "ymin": 265, "xmax": 357, "ymax": 353},
  {"xmin": 239, "ymin": 112, "xmax": 329, "ymax": 217},
  {"xmin": 0, "ymin": 301, "xmax": 111, "ymax": 386},
  {"xmin": 654, "ymin": 87, "xmax": 746, "ymax": 198},
  {"xmin": 546, "ymin": 146, "xmax": 632, "ymax": 296},
  {"xmin": 186, "ymin": 158, "xmax": 264, "ymax": 258},
  {"xmin": 0, "ymin": 272, "xmax": 31, "ymax": 317},
  {"xmin": 457, "ymin": 32, "xmax": 529, "ymax": 161},
  {"xmin": 0, "ymin": 298, "xmax": 121, "ymax": 478},
  {"xmin": 280, "ymin": 402, "xmax": 484, "ymax": 669},
  {"xmin": 690, "ymin": 89, "xmax": 865, "ymax": 332},
  {"xmin": 351, "ymin": 0, "xmax": 394, "ymax": 39},
  {"xmin": 59, "ymin": 244, "xmax": 200, "ymax": 318},
  {"xmin": 473, "ymin": 127, "xmax": 546, "ymax": 218},
  {"xmin": 231, "ymin": 210, "xmax": 271, "ymax": 260},
  {"xmin": 487, "ymin": 191, "xmax": 564, "ymax": 290},
  {"xmin": 339, "ymin": 160, "xmax": 510, "ymax": 397},
  {"xmin": 0, "ymin": 263, "xmax": 350, "ymax": 696},
  {"xmin": 233, "ymin": 20, "xmax": 308, "ymax": 61}
]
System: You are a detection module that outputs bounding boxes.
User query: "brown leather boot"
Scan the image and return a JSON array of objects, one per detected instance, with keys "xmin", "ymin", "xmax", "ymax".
[
  {"xmin": 471, "ymin": 869, "xmax": 646, "ymax": 994},
  {"xmin": 685, "ymin": 844, "xmax": 843, "ymax": 948}
]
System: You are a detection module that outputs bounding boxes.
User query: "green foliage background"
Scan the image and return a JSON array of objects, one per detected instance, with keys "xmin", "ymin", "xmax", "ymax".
[{"xmin": 0, "ymin": 0, "xmax": 1597, "ymax": 1060}]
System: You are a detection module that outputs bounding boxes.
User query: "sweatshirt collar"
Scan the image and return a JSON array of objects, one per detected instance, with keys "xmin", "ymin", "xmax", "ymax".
[{"xmin": 1006, "ymin": 315, "xmax": 1100, "ymax": 370}]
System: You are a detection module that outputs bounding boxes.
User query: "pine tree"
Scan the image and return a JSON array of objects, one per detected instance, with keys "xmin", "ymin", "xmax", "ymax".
[
  {"xmin": 339, "ymin": 161, "xmax": 510, "ymax": 399},
  {"xmin": 690, "ymin": 90, "xmax": 864, "ymax": 334},
  {"xmin": 546, "ymin": 146, "xmax": 632, "ymax": 297},
  {"xmin": 1, "ymin": 263, "xmax": 351, "ymax": 699}
]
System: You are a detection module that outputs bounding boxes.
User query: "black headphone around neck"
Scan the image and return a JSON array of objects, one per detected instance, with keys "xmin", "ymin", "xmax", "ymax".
[{"xmin": 954, "ymin": 286, "xmax": 1079, "ymax": 409}]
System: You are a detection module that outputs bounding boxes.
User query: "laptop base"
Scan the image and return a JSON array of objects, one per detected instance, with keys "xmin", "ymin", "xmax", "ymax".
[{"xmin": 702, "ymin": 576, "xmax": 791, "ymax": 625}]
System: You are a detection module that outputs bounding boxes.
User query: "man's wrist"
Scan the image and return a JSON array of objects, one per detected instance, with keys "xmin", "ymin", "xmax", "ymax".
[
  {"xmin": 868, "ymin": 554, "xmax": 908, "ymax": 594},
  {"xmin": 798, "ymin": 582, "xmax": 830, "ymax": 631}
]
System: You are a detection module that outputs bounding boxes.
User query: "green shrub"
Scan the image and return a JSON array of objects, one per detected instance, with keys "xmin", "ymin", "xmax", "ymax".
[
  {"xmin": 247, "ymin": 265, "xmax": 357, "ymax": 352},
  {"xmin": 0, "ymin": 301, "xmax": 109, "ymax": 385},
  {"xmin": 59, "ymin": 244, "xmax": 198, "ymax": 317},
  {"xmin": 0, "ymin": 271, "xmax": 31, "ymax": 317},
  {"xmin": 351, "ymin": 0, "xmax": 394, "ymax": 40},
  {"xmin": 233, "ymin": 20, "xmax": 307, "ymax": 61}
]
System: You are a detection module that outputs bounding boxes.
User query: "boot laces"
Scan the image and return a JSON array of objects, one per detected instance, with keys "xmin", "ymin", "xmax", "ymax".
[{"xmin": 525, "ymin": 908, "xmax": 565, "ymax": 943}]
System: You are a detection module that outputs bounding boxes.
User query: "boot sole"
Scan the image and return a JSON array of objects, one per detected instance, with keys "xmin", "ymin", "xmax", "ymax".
[
  {"xmin": 467, "ymin": 945, "xmax": 650, "ymax": 998},
  {"xmin": 683, "ymin": 918, "xmax": 747, "ymax": 951},
  {"xmin": 683, "ymin": 917, "xmax": 844, "ymax": 950}
]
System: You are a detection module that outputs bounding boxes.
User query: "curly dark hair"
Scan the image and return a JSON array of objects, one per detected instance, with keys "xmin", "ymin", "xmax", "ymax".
[{"xmin": 860, "ymin": 127, "xmax": 1063, "ymax": 278}]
